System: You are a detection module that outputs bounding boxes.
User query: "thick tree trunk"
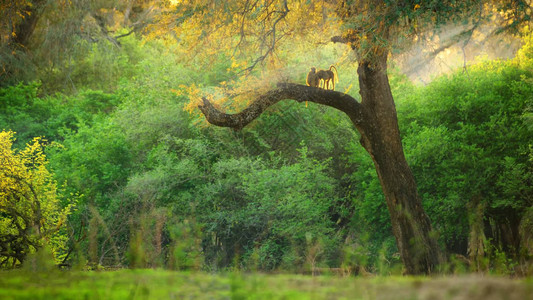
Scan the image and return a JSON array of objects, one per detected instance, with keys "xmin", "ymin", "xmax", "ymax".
[
  {"xmin": 198, "ymin": 58, "xmax": 442, "ymax": 274},
  {"xmin": 356, "ymin": 54, "xmax": 441, "ymax": 274}
]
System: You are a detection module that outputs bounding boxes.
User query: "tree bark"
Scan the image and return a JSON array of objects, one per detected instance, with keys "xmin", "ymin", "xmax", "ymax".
[
  {"xmin": 198, "ymin": 56, "xmax": 442, "ymax": 274},
  {"xmin": 356, "ymin": 53, "xmax": 442, "ymax": 274}
]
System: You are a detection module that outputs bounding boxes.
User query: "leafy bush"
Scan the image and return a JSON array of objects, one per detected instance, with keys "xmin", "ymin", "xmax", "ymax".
[{"xmin": 0, "ymin": 131, "xmax": 75, "ymax": 268}]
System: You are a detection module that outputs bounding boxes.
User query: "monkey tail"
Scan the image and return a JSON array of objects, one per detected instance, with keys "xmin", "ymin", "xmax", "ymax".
[{"xmin": 330, "ymin": 65, "xmax": 339, "ymax": 83}]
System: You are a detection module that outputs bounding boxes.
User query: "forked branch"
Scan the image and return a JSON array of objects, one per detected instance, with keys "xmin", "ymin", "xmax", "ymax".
[{"xmin": 198, "ymin": 83, "xmax": 364, "ymax": 130}]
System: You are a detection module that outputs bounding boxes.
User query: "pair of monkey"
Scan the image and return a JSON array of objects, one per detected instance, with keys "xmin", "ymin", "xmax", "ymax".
[{"xmin": 306, "ymin": 65, "xmax": 339, "ymax": 90}]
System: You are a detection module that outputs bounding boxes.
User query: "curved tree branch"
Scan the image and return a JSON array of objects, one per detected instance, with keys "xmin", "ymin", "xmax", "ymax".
[{"xmin": 198, "ymin": 83, "xmax": 364, "ymax": 130}]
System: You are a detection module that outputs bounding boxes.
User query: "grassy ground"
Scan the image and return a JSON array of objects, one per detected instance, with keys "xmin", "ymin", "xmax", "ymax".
[{"xmin": 1, "ymin": 269, "xmax": 533, "ymax": 300}]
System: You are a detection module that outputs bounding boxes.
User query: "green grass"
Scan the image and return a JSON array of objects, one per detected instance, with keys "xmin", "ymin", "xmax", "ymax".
[{"xmin": 1, "ymin": 269, "xmax": 532, "ymax": 300}]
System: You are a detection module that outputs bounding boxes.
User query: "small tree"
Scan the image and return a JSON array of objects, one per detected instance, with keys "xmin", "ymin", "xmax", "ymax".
[{"xmin": 0, "ymin": 131, "xmax": 74, "ymax": 268}]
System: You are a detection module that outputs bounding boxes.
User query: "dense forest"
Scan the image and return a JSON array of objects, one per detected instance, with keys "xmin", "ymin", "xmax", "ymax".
[{"xmin": 1, "ymin": 0, "xmax": 532, "ymax": 289}]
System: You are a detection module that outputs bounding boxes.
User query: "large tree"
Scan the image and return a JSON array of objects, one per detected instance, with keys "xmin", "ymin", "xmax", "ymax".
[{"xmin": 153, "ymin": 0, "xmax": 531, "ymax": 274}]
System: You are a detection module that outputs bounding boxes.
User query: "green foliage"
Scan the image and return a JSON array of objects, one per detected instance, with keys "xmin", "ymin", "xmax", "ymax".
[
  {"xmin": 158, "ymin": 147, "xmax": 346, "ymax": 271},
  {"xmin": 0, "ymin": 82, "xmax": 57, "ymax": 146},
  {"xmin": 41, "ymin": 37, "xmax": 137, "ymax": 94},
  {"xmin": 396, "ymin": 43, "xmax": 533, "ymax": 259},
  {"xmin": 341, "ymin": 137, "xmax": 398, "ymax": 267},
  {"xmin": 167, "ymin": 218, "xmax": 203, "ymax": 271},
  {"xmin": 0, "ymin": 82, "xmax": 120, "ymax": 148},
  {"xmin": 49, "ymin": 119, "xmax": 132, "ymax": 206},
  {"xmin": 235, "ymin": 148, "xmax": 340, "ymax": 270}
]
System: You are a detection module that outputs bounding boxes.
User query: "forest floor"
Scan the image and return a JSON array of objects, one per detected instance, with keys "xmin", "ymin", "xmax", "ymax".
[{"xmin": 1, "ymin": 269, "xmax": 532, "ymax": 300}]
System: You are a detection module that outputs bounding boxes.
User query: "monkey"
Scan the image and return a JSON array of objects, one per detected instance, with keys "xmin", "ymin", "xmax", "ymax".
[
  {"xmin": 316, "ymin": 69, "xmax": 330, "ymax": 89},
  {"xmin": 316, "ymin": 65, "xmax": 339, "ymax": 90},
  {"xmin": 306, "ymin": 67, "xmax": 320, "ymax": 87},
  {"xmin": 305, "ymin": 67, "xmax": 321, "ymax": 107}
]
